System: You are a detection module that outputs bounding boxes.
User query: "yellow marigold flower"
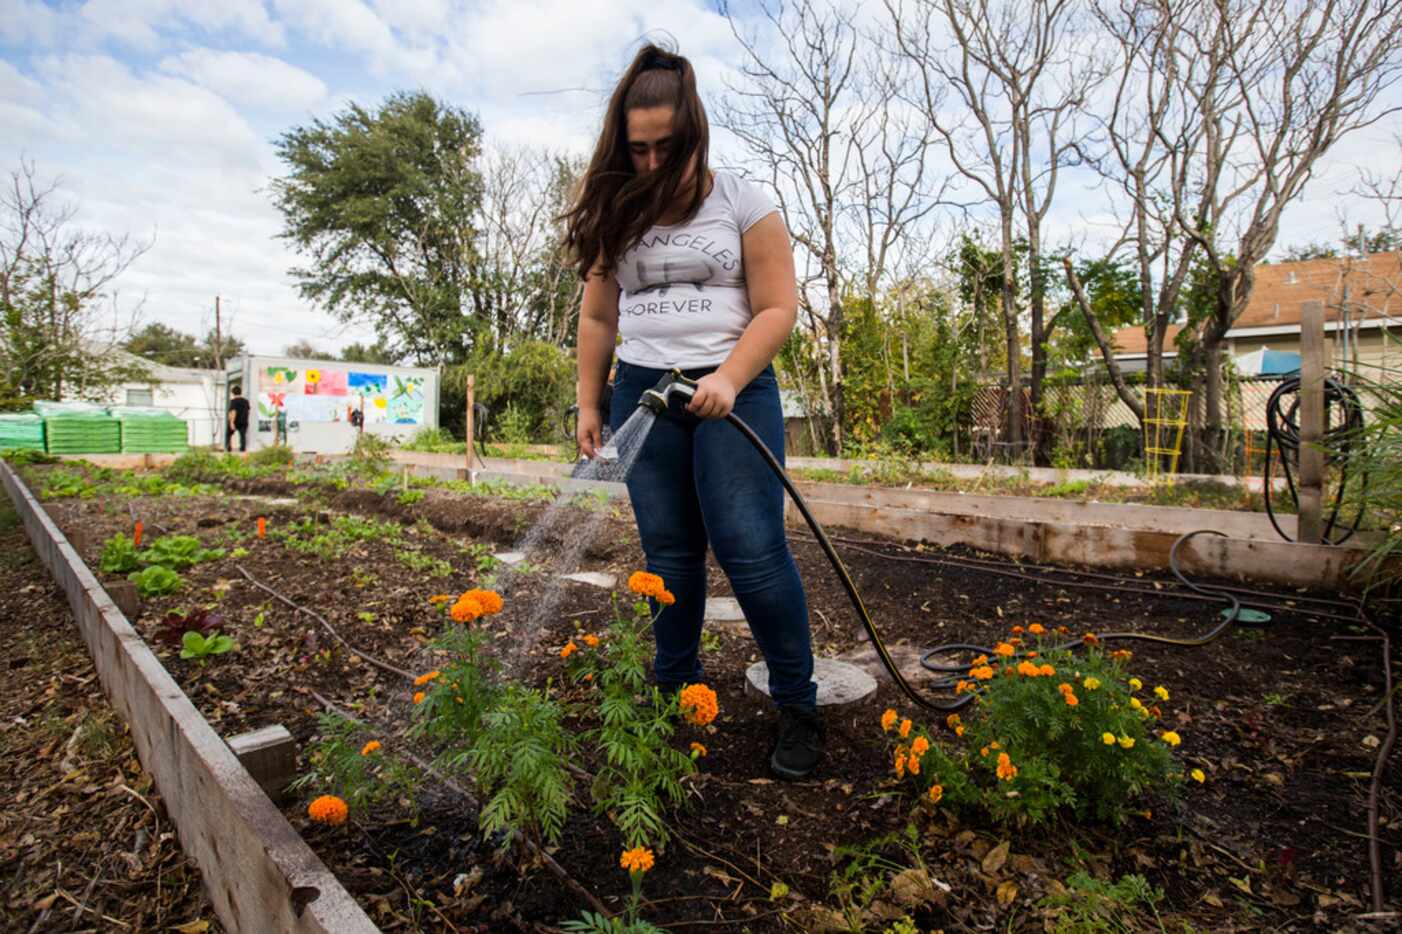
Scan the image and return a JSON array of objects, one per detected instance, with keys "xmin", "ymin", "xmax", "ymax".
[
  {"xmin": 627, "ymin": 571, "xmax": 666, "ymax": 599},
  {"xmin": 1154, "ymin": 685, "xmax": 1170, "ymax": 701},
  {"xmin": 583, "ymin": 633, "xmax": 600, "ymax": 648},
  {"xmin": 1118, "ymin": 735, "xmax": 1135, "ymax": 749},
  {"xmin": 308, "ymin": 795, "xmax": 348, "ymax": 825},
  {"xmin": 1038, "ymin": 664, "xmax": 1055, "ymax": 677},
  {"xmin": 679, "ymin": 683, "xmax": 719, "ymax": 726},
  {"xmin": 946, "ymin": 713, "xmax": 961, "ymax": 729},
  {"xmin": 1129, "ymin": 677, "xmax": 1143, "ymax": 691},
  {"xmin": 1063, "ymin": 692, "xmax": 1079, "ymax": 707},
  {"xmin": 996, "ymin": 752, "xmax": 1017, "ymax": 782},
  {"xmin": 1028, "ymin": 623, "xmax": 1046, "ymax": 635},
  {"xmin": 1161, "ymin": 731, "xmax": 1181, "ymax": 747},
  {"xmin": 1083, "ymin": 677, "xmax": 1101, "ymax": 690},
  {"xmin": 620, "ymin": 847, "xmax": 655, "ymax": 874},
  {"xmin": 881, "ymin": 708, "xmax": 898, "ymax": 732},
  {"xmin": 898, "ymin": 718, "xmax": 912, "ymax": 738},
  {"xmin": 1137, "ymin": 706, "xmax": 1150, "ymax": 719},
  {"xmin": 690, "ymin": 741, "xmax": 707, "ymax": 758},
  {"xmin": 970, "ymin": 665, "xmax": 995, "ymax": 681},
  {"xmin": 428, "ymin": 594, "xmax": 452, "ymax": 604},
  {"xmin": 910, "ymin": 736, "xmax": 930, "ymax": 757},
  {"xmin": 993, "ymin": 642, "xmax": 1015, "ymax": 657},
  {"xmin": 928, "ymin": 783, "xmax": 944, "ymax": 804},
  {"xmin": 360, "ymin": 740, "xmax": 381, "ymax": 756},
  {"xmin": 1129, "ymin": 697, "xmax": 1144, "ymax": 711},
  {"xmin": 413, "ymin": 691, "xmax": 426, "ymax": 705},
  {"xmin": 1191, "ymin": 768, "xmax": 1206, "ymax": 783},
  {"xmin": 413, "ymin": 670, "xmax": 440, "ymax": 686},
  {"xmin": 657, "ymin": 589, "xmax": 676, "ymax": 606},
  {"xmin": 1102, "ymin": 732, "xmax": 1116, "ymax": 745},
  {"xmin": 560, "ymin": 641, "xmax": 578, "ymax": 659}
]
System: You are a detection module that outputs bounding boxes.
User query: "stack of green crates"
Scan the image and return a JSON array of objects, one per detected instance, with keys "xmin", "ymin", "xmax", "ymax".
[
  {"xmin": 0, "ymin": 413, "xmax": 46, "ymax": 451},
  {"xmin": 34, "ymin": 401, "xmax": 121, "ymax": 455},
  {"xmin": 110, "ymin": 406, "xmax": 189, "ymax": 453}
]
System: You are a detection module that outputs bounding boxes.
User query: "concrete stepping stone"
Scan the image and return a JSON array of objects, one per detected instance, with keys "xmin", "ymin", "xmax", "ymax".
[
  {"xmin": 704, "ymin": 596, "xmax": 745, "ymax": 622},
  {"xmin": 561, "ymin": 571, "xmax": 616, "ymax": 588},
  {"xmin": 745, "ymin": 657, "xmax": 877, "ymax": 707},
  {"xmin": 494, "ymin": 551, "xmax": 526, "ymax": 566}
]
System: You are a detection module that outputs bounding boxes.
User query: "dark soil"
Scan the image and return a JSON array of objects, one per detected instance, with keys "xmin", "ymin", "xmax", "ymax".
[
  {"xmin": 11, "ymin": 462, "xmax": 1399, "ymax": 932},
  {"xmin": 0, "ymin": 497, "xmax": 220, "ymax": 933}
]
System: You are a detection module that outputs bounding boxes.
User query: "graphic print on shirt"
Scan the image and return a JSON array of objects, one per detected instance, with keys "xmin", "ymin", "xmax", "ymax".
[{"xmin": 632, "ymin": 255, "xmax": 716, "ymax": 296}]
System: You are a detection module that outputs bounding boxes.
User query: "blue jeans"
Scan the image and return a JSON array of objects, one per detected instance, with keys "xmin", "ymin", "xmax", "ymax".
[{"xmin": 609, "ymin": 361, "xmax": 816, "ymax": 708}]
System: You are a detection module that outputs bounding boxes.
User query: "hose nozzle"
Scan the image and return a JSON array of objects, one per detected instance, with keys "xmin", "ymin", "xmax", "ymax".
[{"xmin": 639, "ymin": 369, "xmax": 697, "ymax": 414}]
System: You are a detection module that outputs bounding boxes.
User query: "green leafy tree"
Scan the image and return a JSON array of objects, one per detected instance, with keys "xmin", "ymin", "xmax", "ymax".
[
  {"xmin": 338, "ymin": 340, "xmax": 399, "ymax": 364},
  {"xmin": 271, "ymin": 91, "xmax": 486, "ymax": 366},
  {"xmin": 124, "ymin": 323, "xmax": 245, "ymax": 369},
  {"xmin": 281, "ymin": 339, "xmax": 337, "ymax": 361}
]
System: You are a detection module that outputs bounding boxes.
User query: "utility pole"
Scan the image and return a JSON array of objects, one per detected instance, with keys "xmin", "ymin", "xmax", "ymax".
[{"xmin": 214, "ymin": 296, "xmax": 224, "ymax": 372}]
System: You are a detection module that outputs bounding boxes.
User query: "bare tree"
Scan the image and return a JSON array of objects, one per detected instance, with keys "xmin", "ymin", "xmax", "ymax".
[
  {"xmin": 470, "ymin": 145, "xmax": 582, "ymax": 351},
  {"xmin": 0, "ymin": 160, "xmax": 152, "ymax": 402},
  {"xmin": 1178, "ymin": 0, "xmax": 1402, "ymax": 469},
  {"xmin": 887, "ymin": 0, "xmax": 1102, "ymax": 461},
  {"xmin": 718, "ymin": 0, "xmax": 947, "ymax": 454}
]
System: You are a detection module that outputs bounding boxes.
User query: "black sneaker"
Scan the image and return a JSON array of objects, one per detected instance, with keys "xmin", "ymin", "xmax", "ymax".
[{"xmin": 770, "ymin": 705, "xmax": 824, "ymax": 780}]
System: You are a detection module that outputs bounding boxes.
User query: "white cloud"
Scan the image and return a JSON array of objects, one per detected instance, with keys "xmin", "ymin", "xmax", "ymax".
[
  {"xmin": 159, "ymin": 49, "xmax": 328, "ymax": 113},
  {"xmin": 0, "ymin": 0, "xmax": 62, "ymax": 48}
]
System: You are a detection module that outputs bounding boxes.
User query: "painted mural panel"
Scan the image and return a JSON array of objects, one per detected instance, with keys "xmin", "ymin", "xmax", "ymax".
[
  {"xmin": 304, "ymin": 367, "xmax": 349, "ymax": 396},
  {"xmin": 387, "ymin": 375, "xmax": 425, "ymax": 424}
]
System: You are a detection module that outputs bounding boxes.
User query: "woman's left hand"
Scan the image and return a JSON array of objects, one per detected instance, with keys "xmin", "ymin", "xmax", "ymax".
[{"xmin": 687, "ymin": 371, "xmax": 739, "ymax": 419}]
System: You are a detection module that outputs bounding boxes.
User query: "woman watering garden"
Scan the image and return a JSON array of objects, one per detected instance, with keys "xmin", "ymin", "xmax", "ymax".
[{"xmin": 565, "ymin": 43, "xmax": 823, "ymax": 780}]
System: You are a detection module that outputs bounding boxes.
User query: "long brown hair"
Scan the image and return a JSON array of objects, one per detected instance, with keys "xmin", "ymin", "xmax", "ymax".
[{"xmin": 563, "ymin": 43, "xmax": 711, "ymax": 279}]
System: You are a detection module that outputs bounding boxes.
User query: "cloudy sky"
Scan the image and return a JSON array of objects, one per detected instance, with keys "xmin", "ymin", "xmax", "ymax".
[{"xmin": 2, "ymin": 0, "xmax": 1398, "ymax": 358}]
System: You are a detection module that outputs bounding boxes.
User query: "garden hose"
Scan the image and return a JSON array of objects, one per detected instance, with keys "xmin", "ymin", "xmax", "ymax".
[{"xmin": 1262, "ymin": 374, "xmax": 1367, "ymax": 544}]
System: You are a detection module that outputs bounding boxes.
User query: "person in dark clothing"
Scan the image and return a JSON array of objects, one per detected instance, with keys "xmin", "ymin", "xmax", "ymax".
[{"xmin": 226, "ymin": 386, "xmax": 251, "ymax": 452}]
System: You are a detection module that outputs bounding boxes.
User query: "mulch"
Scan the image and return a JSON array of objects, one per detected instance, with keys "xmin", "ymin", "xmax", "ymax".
[{"xmin": 3, "ymin": 462, "xmax": 1398, "ymax": 932}]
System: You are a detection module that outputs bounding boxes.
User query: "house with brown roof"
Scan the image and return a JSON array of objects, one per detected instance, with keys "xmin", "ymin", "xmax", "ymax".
[{"xmin": 1110, "ymin": 251, "xmax": 1402, "ymax": 378}]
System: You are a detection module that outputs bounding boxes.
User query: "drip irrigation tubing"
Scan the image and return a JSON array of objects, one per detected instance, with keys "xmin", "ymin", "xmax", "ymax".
[{"xmin": 1263, "ymin": 374, "xmax": 1367, "ymax": 545}]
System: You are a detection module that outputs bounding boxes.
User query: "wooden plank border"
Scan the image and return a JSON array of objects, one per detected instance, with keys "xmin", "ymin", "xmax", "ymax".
[{"xmin": 0, "ymin": 460, "xmax": 378, "ymax": 934}]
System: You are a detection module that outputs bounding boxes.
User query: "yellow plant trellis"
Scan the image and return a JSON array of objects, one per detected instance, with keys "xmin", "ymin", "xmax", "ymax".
[{"xmin": 1142, "ymin": 388, "xmax": 1192, "ymax": 481}]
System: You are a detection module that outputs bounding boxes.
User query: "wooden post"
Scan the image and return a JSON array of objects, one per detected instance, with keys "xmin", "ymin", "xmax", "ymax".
[
  {"xmin": 465, "ymin": 373, "xmax": 476, "ymax": 481},
  {"xmin": 1297, "ymin": 299, "xmax": 1325, "ymax": 544}
]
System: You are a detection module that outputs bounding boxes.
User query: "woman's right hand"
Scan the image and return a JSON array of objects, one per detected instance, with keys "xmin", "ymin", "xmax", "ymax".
[{"xmin": 577, "ymin": 406, "xmax": 604, "ymax": 459}]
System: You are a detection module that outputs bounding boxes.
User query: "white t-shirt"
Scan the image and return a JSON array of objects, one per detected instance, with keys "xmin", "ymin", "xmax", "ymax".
[{"xmin": 614, "ymin": 172, "xmax": 778, "ymax": 369}]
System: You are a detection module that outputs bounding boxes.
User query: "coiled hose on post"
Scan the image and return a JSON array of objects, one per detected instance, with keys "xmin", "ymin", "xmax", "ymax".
[{"xmin": 1262, "ymin": 374, "xmax": 1367, "ymax": 544}]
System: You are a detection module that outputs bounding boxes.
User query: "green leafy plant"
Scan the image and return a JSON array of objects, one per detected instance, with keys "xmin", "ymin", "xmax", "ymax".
[
  {"xmin": 99, "ymin": 532, "xmax": 143, "ymax": 573},
  {"xmin": 294, "ymin": 713, "xmax": 419, "ymax": 816},
  {"xmin": 248, "ymin": 444, "xmax": 296, "ymax": 468},
  {"xmin": 882, "ymin": 635, "xmax": 1180, "ymax": 826},
  {"xmin": 179, "ymin": 630, "xmax": 237, "ymax": 661},
  {"xmin": 396, "ymin": 489, "xmax": 425, "ymax": 506},
  {"xmin": 142, "ymin": 534, "xmax": 225, "ymax": 569},
  {"xmin": 154, "ymin": 607, "xmax": 224, "ymax": 645},
  {"xmin": 40, "ymin": 468, "xmax": 97, "ymax": 499},
  {"xmin": 397, "ymin": 547, "xmax": 452, "ymax": 577},
  {"xmin": 1039, "ymin": 870, "xmax": 1165, "ymax": 933},
  {"xmin": 128, "ymin": 565, "xmax": 183, "ymax": 597}
]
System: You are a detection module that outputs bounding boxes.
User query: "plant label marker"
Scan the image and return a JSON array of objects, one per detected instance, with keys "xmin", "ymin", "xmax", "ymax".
[
  {"xmin": 133, "ymin": 520, "xmax": 143, "ymax": 548},
  {"xmin": 257, "ymin": 516, "xmax": 266, "ymax": 539}
]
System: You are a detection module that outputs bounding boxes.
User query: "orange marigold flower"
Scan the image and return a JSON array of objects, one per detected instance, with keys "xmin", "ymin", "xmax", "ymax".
[
  {"xmin": 413, "ymin": 691, "xmax": 426, "ymax": 705},
  {"xmin": 993, "ymin": 642, "xmax": 1015, "ymax": 657},
  {"xmin": 971, "ymin": 654, "xmax": 989, "ymax": 666},
  {"xmin": 996, "ymin": 752, "xmax": 1018, "ymax": 782},
  {"xmin": 1027, "ymin": 651, "xmax": 1039, "ymax": 658},
  {"xmin": 657, "ymin": 589, "xmax": 676, "ymax": 606},
  {"xmin": 954, "ymin": 679, "xmax": 971, "ymax": 694},
  {"xmin": 1083, "ymin": 632, "xmax": 1099, "ymax": 646},
  {"xmin": 428, "ymin": 594, "xmax": 453, "ymax": 604},
  {"xmin": 308, "ymin": 795, "xmax": 349, "ymax": 825},
  {"xmin": 1017, "ymin": 660, "xmax": 1040, "ymax": 677},
  {"xmin": 1056, "ymin": 625, "xmax": 1070, "ymax": 634},
  {"xmin": 450, "ymin": 599, "xmax": 481, "ymax": 623},
  {"xmin": 1038, "ymin": 664, "xmax": 1055, "ymax": 677},
  {"xmin": 911, "ymin": 736, "xmax": 930, "ymax": 757},
  {"xmin": 970, "ymin": 665, "xmax": 995, "ymax": 681},
  {"xmin": 946, "ymin": 713, "xmax": 961, "ymax": 729},
  {"xmin": 980, "ymin": 745, "xmax": 991, "ymax": 758},
  {"xmin": 1057, "ymin": 682, "xmax": 1074, "ymax": 694},
  {"xmin": 1028, "ymin": 623, "xmax": 1046, "ymax": 635},
  {"xmin": 928, "ymin": 783, "xmax": 944, "ymax": 804},
  {"xmin": 898, "ymin": 718, "xmax": 912, "ymax": 738},
  {"xmin": 955, "ymin": 725, "xmax": 965, "ymax": 737},
  {"xmin": 1110, "ymin": 649, "xmax": 1133, "ymax": 661},
  {"xmin": 1011, "ymin": 625, "xmax": 1025, "ymax": 635},
  {"xmin": 881, "ymin": 708, "xmax": 898, "ymax": 732},
  {"xmin": 679, "ymin": 683, "xmax": 719, "ymax": 726},
  {"xmin": 907, "ymin": 754, "xmax": 921, "ymax": 775},
  {"xmin": 360, "ymin": 740, "xmax": 381, "ymax": 756},
  {"xmin": 690, "ymin": 741, "xmax": 708, "ymax": 758},
  {"xmin": 413, "ymin": 670, "xmax": 440, "ymax": 686},
  {"xmin": 620, "ymin": 847, "xmax": 655, "ymax": 873},
  {"xmin": 627, "ymin": 571, "xmax": 666, "ymax": 599},
  {"xmin": 1063, "ymin": 692, "xmax": 1079, "ymax": 707},
  {"xmin": 560, "ymin": 641, "xmax": 578, "ymax": 659},
  {"xmin": 583, "ymin": 633, "xmax": 600, "ymax": 648}
]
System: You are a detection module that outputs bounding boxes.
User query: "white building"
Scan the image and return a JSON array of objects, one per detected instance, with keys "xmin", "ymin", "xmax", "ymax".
[{"xmin": 96, "ymin": 351, "xmax": 226, "ymax": 446}]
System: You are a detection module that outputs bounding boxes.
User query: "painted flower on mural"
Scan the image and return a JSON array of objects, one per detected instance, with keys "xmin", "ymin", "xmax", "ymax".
[{"xmin": 305, "ymin": 369, "xmax": 322, "ymax": 385}]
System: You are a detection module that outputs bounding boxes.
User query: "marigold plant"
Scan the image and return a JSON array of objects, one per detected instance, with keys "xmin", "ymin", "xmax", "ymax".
[
  {"xmin": 307, "ymin": 794, "xmax": 348, "ymax": 826},
  {"xmin": 679, "ymin": 683, "xmax": 719, "ymax": 727}
]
